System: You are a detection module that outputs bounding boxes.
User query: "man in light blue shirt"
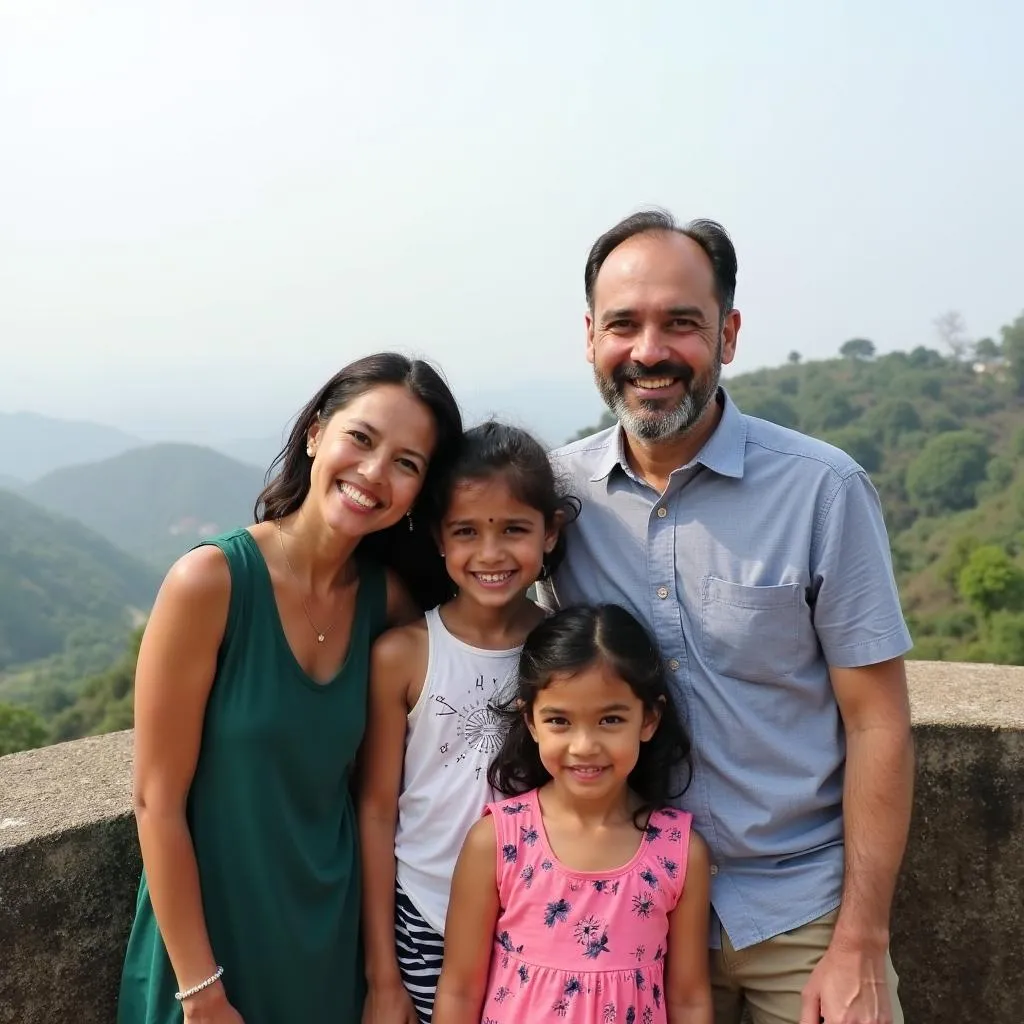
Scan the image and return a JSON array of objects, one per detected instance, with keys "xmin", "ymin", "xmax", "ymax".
[{"xmin": 536, "ymin": 210, "xmax": 913, "ymax": 1024}]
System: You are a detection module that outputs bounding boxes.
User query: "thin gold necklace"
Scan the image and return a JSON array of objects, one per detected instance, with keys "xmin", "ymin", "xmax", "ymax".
[{"xmin": 276, "ymin": 520, "xmax": 334, "ymax": 644}]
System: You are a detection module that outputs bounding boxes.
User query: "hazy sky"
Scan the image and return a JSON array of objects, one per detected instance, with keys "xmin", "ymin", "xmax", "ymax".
[{"xmin": 2, "ymin": 1, "xmax": 1022, "ymax": 443}]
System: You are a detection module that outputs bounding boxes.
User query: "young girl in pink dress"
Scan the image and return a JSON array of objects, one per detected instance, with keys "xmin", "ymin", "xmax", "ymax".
[{"xmin": 434, "ymin": 604, "xmax": 712, "ymax": 1024}]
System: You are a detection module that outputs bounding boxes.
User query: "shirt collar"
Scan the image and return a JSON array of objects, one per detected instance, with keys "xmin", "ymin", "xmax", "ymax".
[{"xmin": 589, "ymin": 388, "xmax": 747, "ymax": 483}]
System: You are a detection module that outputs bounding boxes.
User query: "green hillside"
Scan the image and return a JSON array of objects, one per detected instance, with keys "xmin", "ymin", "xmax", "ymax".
[
  {"xmin": 0, "ymin": 488, "xmax": 159, "ymax": 713},
  {"xmin": 24, "ymin": 442, "xmax": 265, "ymax": 569}
]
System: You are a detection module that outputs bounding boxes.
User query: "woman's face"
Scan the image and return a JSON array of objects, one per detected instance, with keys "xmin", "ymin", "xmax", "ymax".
[{"xmin": 305, "ymin": 384, "xmax": 438, "ymax": 537}]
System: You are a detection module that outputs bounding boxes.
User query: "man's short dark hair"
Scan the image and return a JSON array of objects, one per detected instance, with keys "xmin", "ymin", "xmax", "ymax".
[{"xmin": 584, "ymin": 208, "xmax": 737, "ymax": 317}]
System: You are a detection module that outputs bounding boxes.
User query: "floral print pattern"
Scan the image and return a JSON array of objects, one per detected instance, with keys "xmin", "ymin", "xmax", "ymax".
[{"xmin": 479, "ymin": 790, "xmax": 692, "ymax": 1023}]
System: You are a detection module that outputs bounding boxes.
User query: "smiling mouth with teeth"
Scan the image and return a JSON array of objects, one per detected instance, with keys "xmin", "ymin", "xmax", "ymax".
[
  {"xmin": 632, "ymin": 377, "xmax": 678, "ymax": 390},
  {"xmin": 337, "ymin": 481, "xmax": 380, "ymax": 509},
  {"xmin": 473, "ymin": 571, "xmax": 516, "ymax": 584}
]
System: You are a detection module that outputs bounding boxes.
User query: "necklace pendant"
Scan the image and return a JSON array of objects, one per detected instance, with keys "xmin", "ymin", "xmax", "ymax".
[{"xmin": 317, "ymin": 633, "xmax": 325, "ymax": 643}]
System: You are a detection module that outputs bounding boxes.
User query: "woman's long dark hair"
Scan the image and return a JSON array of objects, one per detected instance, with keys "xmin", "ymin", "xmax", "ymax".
[
  {"xmin": 254, "ymin": 352, "xmax": 462, "ymax": 609},
  {"xmin": 488, "ymin": 604, "xmax": 692, "ymax": 821}
]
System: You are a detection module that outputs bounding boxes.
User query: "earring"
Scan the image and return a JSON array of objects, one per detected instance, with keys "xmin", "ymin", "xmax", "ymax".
[
  {"xmin": 407, "ymin": 511, "xmax": 414, "ymax": 532},
  {"xmin": 306, "ymin": 446, "xmax": 314, "ymax": 457}
]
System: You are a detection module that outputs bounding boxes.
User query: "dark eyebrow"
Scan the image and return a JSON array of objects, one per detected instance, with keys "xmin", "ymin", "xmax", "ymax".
[
  {"xmin": 665, "ymin": 305, "xmax": 707, "ymax": 321},
  {"xmin": 445, "ymin": 516, "xmax": 536, "ymax": 527},
  {"xmin": 600, "ymin": 308, "xmax": 636, "ymax": 327},
  {"xmin": 536, "ymin": 703, "xmax": 633, "ymax": 715},
  {"xmin": 600, "ymin": 305, "xmax": 708, "ymax": 327},
  {"xmin": 350, "ymin": 419, "xmax": 428, "ymax": 464}
]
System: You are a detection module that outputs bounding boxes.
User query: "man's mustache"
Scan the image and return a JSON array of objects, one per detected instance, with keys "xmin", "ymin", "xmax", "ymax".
[{"xmin": 612, "ymin": 361, "xmax": 695, "ymax": 388}]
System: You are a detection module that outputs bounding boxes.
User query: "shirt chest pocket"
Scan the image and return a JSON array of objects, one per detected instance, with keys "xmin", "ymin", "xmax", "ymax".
[{"xmin": 700, "ymin": 576, "xmax": 804, "ymax": 683}]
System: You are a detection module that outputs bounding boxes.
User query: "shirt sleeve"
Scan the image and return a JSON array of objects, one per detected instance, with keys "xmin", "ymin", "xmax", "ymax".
[{"xmin": 811, "ymin": 470, "xmax": 913, "ymax": 668}]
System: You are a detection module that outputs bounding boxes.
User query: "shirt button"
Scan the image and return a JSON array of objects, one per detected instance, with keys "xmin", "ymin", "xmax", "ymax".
[
  {"xmin": 710, "ymin": 865, "xmax": 719, "ymax": 876},
  {"xmin": 668, "ymin": 659, "xmax": 680, "ymax": 671},
  {"xmin": 657, "ymin": 586, "xmax": 669, "ymax": 599},
  {"xmin": 656, "ymin": 506, "xmax": 668, "ymax": 518}
]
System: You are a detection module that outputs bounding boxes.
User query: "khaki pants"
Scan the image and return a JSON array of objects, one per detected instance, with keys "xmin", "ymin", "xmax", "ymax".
[{"xmin": 711, "ymin": 909, "xmax": 903, "ymax": 1024}]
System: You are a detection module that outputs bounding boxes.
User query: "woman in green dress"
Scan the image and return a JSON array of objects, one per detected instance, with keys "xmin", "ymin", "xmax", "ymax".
[{"xmin": 118, "ymin": 353, "xmax": 462, "ymax": 1024}]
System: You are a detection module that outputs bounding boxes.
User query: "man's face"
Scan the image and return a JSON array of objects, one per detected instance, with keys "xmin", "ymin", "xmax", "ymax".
[{"xmin": 586, "ymin": 231, "xmax": 739, "ymax": 442}]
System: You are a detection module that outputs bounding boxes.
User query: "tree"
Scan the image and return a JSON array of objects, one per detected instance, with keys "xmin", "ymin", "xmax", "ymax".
[
  {"xmin": 934, "ymin": 310, "xmax": 971, "ymax": 361},
  {"xmin": 905, "ymin": 431, "xmax": 990, "ymax": 515},
  {"xmin": 804, "ymin": 391, "xmax": 858, "ymax": 431},
  {"xmin": 1000, "ymin": 312, "xmax": 1024, "ymax": 395},
  {"xmin": 867, "ymin": 399, "xmax": 922, "ymax": 445},
  {"xmin": 0, "ymin": 702, "xmax": 48, "ymax": 756},
  {"xmin": 787, "ymin": 351, "xmax": 802, "ymax": 364},
  {"xmin": 958, "ymin": 546, "xmax": 1024, "ymax": 619},
  {"xmin": 824, "ymin": 428, "xmax": 882, "ymax": 473},
  {"xmin": 839, "ymin": 338, "xmax": 876, "ymax": 361},
  {"xmin": 742, "ymin": 395, "xmax": 800, "ymax": 430},
  {"xmin": 973, "ymin": 337, "xmax": 1002, "ymax": 362},
  {"xmin": 907, "ymin": 346, "xmax": 945, "ymax": 369},
  {"xmin": 985, "ymin": 611, "xmax": 1024, "ymax": 664}
]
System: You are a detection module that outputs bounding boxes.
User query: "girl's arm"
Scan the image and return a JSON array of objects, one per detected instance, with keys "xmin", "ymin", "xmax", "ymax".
[
  {"xmin": 358, "ymin": 626, "xmax": 423, "ymax": 1024},
  {"xmin": 665, "ymin": 830, "xmax": 714, "ymax": 1024},
  {"xmin": 132, "ymin": 547, "xmax": 244, "ymax": 1023},
  {"xmin": 433, "ymin": 817, "xmax": 500, "ymax": 1024}
]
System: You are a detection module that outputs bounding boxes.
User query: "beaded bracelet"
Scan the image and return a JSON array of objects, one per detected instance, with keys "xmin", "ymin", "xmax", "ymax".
[{"xmin": 174, "ymin": 966, "xmax": 225, "ymax": 1003}]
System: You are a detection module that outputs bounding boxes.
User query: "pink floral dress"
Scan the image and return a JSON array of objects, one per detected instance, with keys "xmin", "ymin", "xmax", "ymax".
[{"xmin": 479, "ymin": 788, "xmax": 692, "ymax": 1024}]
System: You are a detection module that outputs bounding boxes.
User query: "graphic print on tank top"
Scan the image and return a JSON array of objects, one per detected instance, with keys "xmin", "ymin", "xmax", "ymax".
[{"xmin": 432, "ymin": 667, "xmax": 511, "ymax": 772}]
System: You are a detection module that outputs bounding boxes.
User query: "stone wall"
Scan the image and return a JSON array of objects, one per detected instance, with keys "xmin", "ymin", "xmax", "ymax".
[{"xmin": 1, "ymin": 662, "xmax": 1022, "ymax": 1023}]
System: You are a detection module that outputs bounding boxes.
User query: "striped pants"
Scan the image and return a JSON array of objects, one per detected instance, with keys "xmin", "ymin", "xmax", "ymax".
[{"xmin": 395, "ymin": 883, "xmax": 445, "ymax": 1023}]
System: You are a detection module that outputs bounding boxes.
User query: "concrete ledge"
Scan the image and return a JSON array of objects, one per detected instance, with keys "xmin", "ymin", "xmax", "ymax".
[
  {"xmin": 0, "ymin": 732, "xmax": 139, "ymax": 1024},
  {"xmin": 1, "ymin": 663, "xmax": 1023, "ymax": 1024}
]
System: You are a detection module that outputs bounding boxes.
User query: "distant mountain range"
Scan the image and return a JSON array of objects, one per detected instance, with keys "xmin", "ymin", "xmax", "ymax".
[
  {"xmin": 0, "ymin": 410, "xmax": 275, "ymax": 482},
  {"xmin": 0, "ymin": 381, "xmax": 607, "ymax": 484},
  {"xmin": 0, "ymin": 411, "xmax": 145, "ymax": 481},
  {"xmin": 24, "ymin": 443, "xmax": 266, "ymax": 569}
]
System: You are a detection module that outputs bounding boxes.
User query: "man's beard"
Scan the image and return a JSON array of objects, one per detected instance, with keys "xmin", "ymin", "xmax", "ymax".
[{"xmin": 595, "ymin": 345, "xmax": 722, "ymax": 442}]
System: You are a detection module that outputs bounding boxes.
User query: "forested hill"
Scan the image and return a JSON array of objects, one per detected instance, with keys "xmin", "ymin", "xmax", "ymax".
[
  {"xmin": 24, "ymin": 442, "xmax": 264, "ymax": 569},
  {"xmin": 571, "ymin": 314, "xmax": 1024, "ymax": 665},
  {"xmin": 0, "ymin": 487, "xmax": 159, "ymax": 726}
]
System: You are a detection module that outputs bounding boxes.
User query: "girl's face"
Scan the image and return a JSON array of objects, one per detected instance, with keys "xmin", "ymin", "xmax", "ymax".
[
  {"xmin": 305, "ymin": 384, "xmax": 436, "ymax": 537},
  {"xmin": 438, "ymin": 473, "xmax": 558, "ymax": 608},
  {"xmin": 526, "ymin": 661, "xmax": 661, "ymax": 801}
]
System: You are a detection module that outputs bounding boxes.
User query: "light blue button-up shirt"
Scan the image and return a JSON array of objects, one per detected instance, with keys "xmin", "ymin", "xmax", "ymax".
[{"xmin": 536, "ymin": 390, "xmax": 912, "ymax": 950}]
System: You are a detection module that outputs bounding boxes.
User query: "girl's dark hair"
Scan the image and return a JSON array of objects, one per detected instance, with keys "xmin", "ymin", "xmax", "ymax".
[
  {"xmin": 436, "ymin": 420, "xmax": 580, "ymax": 580},
  {"xmin": 254, "ymin": 352, "xmax": 463, "ymax": 609},
  {"xmin": 488, "ymin": 604, "xmax": 691, "ymax": 820}
]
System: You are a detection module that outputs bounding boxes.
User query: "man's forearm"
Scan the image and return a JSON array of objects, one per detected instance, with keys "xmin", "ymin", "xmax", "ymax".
[{"xmin": 835, "ymin": 723, "xmax": 914, "ymax": 948}]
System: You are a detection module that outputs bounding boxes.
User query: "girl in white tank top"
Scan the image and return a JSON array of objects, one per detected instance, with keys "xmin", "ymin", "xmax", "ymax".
[{"xmin": 358, "ymin": 421, "xmax": 578, "ymax": 1024}]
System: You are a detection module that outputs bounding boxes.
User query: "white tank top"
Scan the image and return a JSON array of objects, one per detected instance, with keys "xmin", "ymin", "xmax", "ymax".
[{"xmin": 394, "ymin": 606, "xmax": 522, "ymax": 935}]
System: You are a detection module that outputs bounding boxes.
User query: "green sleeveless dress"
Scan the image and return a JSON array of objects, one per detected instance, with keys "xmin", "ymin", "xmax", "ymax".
[{"xmin": 118, "ymin": 528, "xmax": 387, "ymax": 1024}]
